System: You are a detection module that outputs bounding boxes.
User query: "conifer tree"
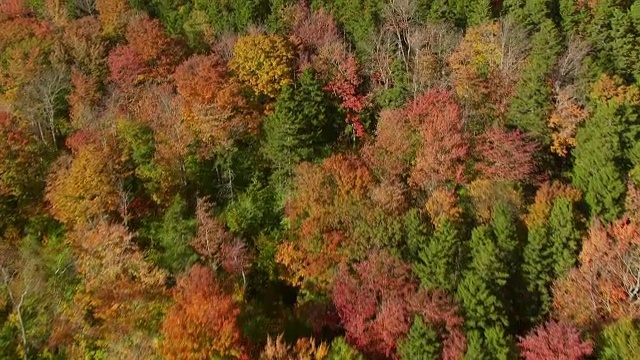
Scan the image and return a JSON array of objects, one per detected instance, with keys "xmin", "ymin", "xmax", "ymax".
[
  {"xmin": 548, "ymin": 198, "xmax": 581, "ymax": 276},
  {"xmin": 413, "ymin": 219, "xmax": 463, "ymax": 292},
  {"xmin": 397, "ymin": 316, "xmax": 442, "ymax": 360},
  {"xmin": 263, "ymin": 69, "xmax": 333, "ymax": 178},
  {"xmin": 572, "ymin": 103, "xmax": 626, "ymax": 221},
  {"xmin": 522, "ymin": 225, "xmax": 553, "ymax": 322},
  {"xmin": 507, "ymin": 20, "xmax": 562, "ymax": 146}
]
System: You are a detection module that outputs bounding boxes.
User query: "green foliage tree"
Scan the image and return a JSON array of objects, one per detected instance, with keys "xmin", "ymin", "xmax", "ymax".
[
  {"xmin": 397, "ymin": 315, "xmax": 442, "ymax": 360},
  {"xmin": 599, "ymin": 318, "xmax": 640, "ymax": 360},
  {"xmin": 507, "ymin": 20, "xmax": 562, "ymax": 146},
  {"xmin": 327, "ymin": 337, "xmax": 364, "ymax": 360},
  {"xmin": 263, "ymin": 69, "xmax": 333, "ymax": 179},
  {"xmin": 413, "ymin": 219, "xmax": 463, "ymax": 292},
  {"xmin": 148, "ymin": 195, "xmax": 198, "ymax": 274},
  {"xmin": 572, "ymin": 103, "xmax": 628, "ymax": 221}
]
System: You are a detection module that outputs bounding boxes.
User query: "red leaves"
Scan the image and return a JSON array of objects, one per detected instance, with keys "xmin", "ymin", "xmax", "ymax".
[
  {"xmin": 191, "ymin": 199, "xmax": 249, "ymax": 275},
  {"xmin": 107, "ymin": 45, "xmax": 145, "ymax": 91},
  {"xmin": 333, "ymin": 251, "xmax": 416, "ymax": 358},
  {"xmin": 161, "ymin": 264, "xmax": 245, "ymax": 360},
  {"xmin": 406, "ymin": 89, "xmax": 468, "ymax": 190},
  {"xmin": 174, "ymin": 54, "xmax": 228, "ymax": 105},
  {"xmin": 518, "ymin": 320, "xmax": 593, "ymax": 360},
  {"xmin": 333, "ymin": 251, "xmax": 467, "ymax": 359},
  {"xmin": 324, "ymin": 55, "xmax": 368, "ymax": 138},
  {"xmin": 475, "ymin": 127, "xmax": 539, "ymax": 183},
  {"xmin": 411, "ymin": 290, "xmax": 467, "ymax": 360},
  {"xmin": 108, "ymin": 14, "xmax": 181, "ymax": 91}
]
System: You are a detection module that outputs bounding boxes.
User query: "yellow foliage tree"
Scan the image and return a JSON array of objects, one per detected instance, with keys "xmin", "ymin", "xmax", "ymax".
[
  {"xmin": 448, "ymin": 22, "xmax": 502, "ymax": 102},
  {"xmin": 467, "ymin": 179, "xmax": 522, "ymax": 222},
  {"xmin": 45, "ymin": 144, "xmax": 122, "ymax": 226},
  {"xmin": 229, "ymin": 34, "xmax": 295, "ymax": 98}
]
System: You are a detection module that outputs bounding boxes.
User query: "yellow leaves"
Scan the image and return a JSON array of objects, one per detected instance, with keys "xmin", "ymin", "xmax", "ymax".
[
  {"xmin": 260, "ymin": 334, "xmax": 329, "ymax": 360},
  {"xmin": 45, "ymin": 146, "xmax": 121, "ymax": 226},
  {"xmin": 96, "ymin": 0, "xmax": 129, "ymax": 37},
  {"xmin": 448, "ymin": 22, "xmax": 502, "ymax": 100},
  {"xmin": 549, "ymin": 89, "xmax": 588, "ymax": 157},
  {"xmin": 275, "ymin": 241, "xmax": 305, "ymax": 287},
  {"xmin": 425, "ymin": 187, "xmax": 462, "ymax": 226},
  {"xmin": 229, "ymin": 34, "xmax": 295, "ymax": 98},
  {"xmin": 525, "ymin": 182, "xmax": 582, "ymax": 229},
  {"xmin": 467, "ymin": 179, "xmax": 522, "ymax": 222},
  {"xmin": 590, "ymin": 74, "xmax": 640, "ymax": 106}
]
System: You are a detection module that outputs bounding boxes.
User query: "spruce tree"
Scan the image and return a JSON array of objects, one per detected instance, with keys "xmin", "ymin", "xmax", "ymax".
[
  {"xmin": 413, "ymin": 219, "xmax": 463, "ymax": 292},
  {"xmin": 398, "ymin": 316, "xmax": 442, "ymax": 360},
  {"xmin": 491, "ymin": 202, "xmax": 519, "ymax": 269},
  {"xmin": 263, "ymin": 68, "xmax": 332, "ymax": 178},
  {"xmin": 507, "ymin": 20, "xmax": 562, "ymax": 147},
  {"xmin": 572, "ymin": 103, "xmax": 626, "ymax": 221},
  {"xmin": 548, "ymin": 198, "xmax": 582, "ymax": 276},
  {"xmin": 149, "ymin": 195, "xmax": 198, "ymax": 274},
  {"xmin": 522, "ymin": 225, "xmax": 553, "ymax": 322}
]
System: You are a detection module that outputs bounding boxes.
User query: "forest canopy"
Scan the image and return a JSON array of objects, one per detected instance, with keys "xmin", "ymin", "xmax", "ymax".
[{"xmin": 2, "ymin": 0, "xmax": 640, "ymax": 359}]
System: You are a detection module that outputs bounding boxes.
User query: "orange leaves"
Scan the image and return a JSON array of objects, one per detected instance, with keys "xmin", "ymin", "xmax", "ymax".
[
  {"xmin": 68, "ymin": 221, "xmax": 168, "ymax": 348},
  {"xmin": 525, "ymin": 182, "xmax": 582, "ymax": 229},
  {"xmin": 361, "ymin": 108, "xmax": 413, "ymax": 179},
  {"xmin": 590, "ymin": 74, "xmax": 640, "ymax": 106},
  {"xmin": 260, "ymin": 334, "xmax": 329, "ymax": 360},
  {"xmin": 161, "ymin": 264, "xmax": 245, "ymax": 360},
  {"xmin": 553, "ymin": 218, "xmax": 640, "ymax": 327},
  {"xmin": 425, "ymin": 187, "xmax": 463, "ymax": 226},
  {"xmin": 96, "ymin": 0, "xmax": 128, "ymax": 37},
  {"xmin": 174, "ymin": 54, "xmax": 255, "ymax": 151},
  {"xmin": 549, "ymin": 89, "xmax": 588, "ymax": 156}
]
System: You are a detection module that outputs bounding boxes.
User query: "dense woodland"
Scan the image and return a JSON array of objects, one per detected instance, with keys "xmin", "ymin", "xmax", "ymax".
[{"xmin": 2, "ymin": 0, "xmax": 640, "ymax": 358}]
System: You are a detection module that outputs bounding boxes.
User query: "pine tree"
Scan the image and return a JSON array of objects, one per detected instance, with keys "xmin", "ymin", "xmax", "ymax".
[
  {"xmin": 507, "ymin": 20, "xmax": 562, "ymax": 146},
  {"xmin": 263, "ymin": 69, "xmax": 333, "ymax": 178},
  {"xmin": 572, "ymin": 103, "xmax": 626, "ymax": 221},
  {"xmin": 397, "ymin": 316, "xmax": 442, "ymax": 360},
  {"xmin": 413, "ymin": 219, "xmax": 463, "ymax": 292}
]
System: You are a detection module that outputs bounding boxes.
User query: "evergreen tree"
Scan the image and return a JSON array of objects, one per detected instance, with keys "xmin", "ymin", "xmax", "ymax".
[
  {"xmin": 522, "ymin": 225, "xmax": 553, "ymax": 322},
  {"xmin": 413, "ymin": 219, "xmax": 463, "ymax": 292},
  {"xmin": 573, "ymin": 103, "xmax": 627, "ymax": 221},
  {"xmin": 398, "ymin": 316, "xmax": 442, "ymax": 360},
  {"xmin": 599, "ymin": 318, "xmax": 640, "ymax": 360},
  {"xmin": 548, "ymin": 198, "xmax": 581, "ymax": 276},
  {"xmin": 148, "ymin": 195, "xmax": 198, "ymax": 274},
  {"xmin": 263, "ymin": 69, "xmax": 333, "ymax": 178},
  {"xmin": 491, "ymin": 202, "xmax": 519, "ymax": 268},
  {"xmin": 507, "ymin": 20, "xmax": 562, "ymax": 146}
]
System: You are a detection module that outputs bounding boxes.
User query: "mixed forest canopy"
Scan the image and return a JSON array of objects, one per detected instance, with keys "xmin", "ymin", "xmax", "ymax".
[{"xmin": 2, "ymin": 0, "xmax": 640, "ymax": 358}]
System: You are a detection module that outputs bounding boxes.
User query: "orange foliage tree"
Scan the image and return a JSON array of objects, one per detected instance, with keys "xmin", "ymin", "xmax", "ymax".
[
  {"xmin": 161, "ymin": 264, "xmax": 246, "ymax": 360},
  {"xmin": 553, "ymin": 218, "xmax": 640, "ymax": 327},
  {"xmin": 173, "ymin": 54, "xmax": 256, "ymax": 152},
  {"xmin": 50, "ymin": 221, "xmax": 168, "ymax": 358}
]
